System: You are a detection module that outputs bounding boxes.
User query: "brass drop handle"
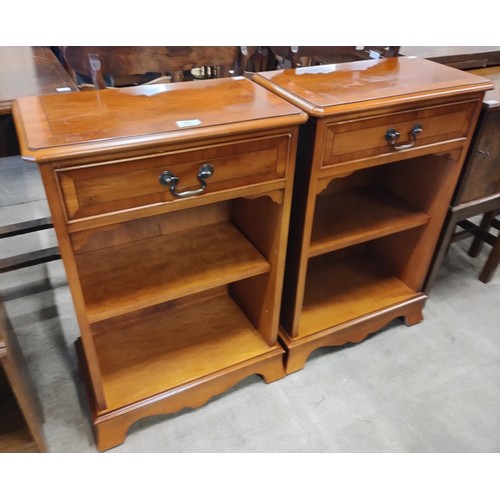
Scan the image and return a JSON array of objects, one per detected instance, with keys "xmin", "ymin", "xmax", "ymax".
[
  {"xmin": 159, "ymin": 164, "xmax": 214, "ymax": 198},
  {"xmin": 385, "ymin": 123, "xmax": 423, "ymax": 150}
]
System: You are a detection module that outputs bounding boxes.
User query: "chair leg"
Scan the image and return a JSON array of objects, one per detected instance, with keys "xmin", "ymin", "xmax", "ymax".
[
  {"xmin": 468, "ymin": 211, "xmax": 496, "ymax": 257},
  {"xmin": 479, "ymin": 223, "xmax": 500, "ymax": 283}
]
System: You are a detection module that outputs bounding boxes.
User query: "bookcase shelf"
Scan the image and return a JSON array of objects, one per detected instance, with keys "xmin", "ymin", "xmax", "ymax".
[
  {"xmin": 310, "ymin": 185, "xmax": 430, "ymax": 257},
  {"xmin": 93, "ymin": 289, "xmax": 280, "ymax": 411},
  {"xmin": 77, "ymin": 220, "xmax": 270, "ymax": 323},
  {"xmin": 300, "ymin": 250, "xmax": 416, "ymax": 337}
]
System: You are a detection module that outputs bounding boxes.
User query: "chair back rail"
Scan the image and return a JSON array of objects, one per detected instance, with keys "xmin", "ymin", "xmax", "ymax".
[{"xmin": 63, "ymin": 46, "xmax": 250, "ymax": 88}]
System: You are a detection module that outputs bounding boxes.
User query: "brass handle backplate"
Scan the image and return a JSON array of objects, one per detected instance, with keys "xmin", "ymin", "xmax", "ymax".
[
  {"xmin": 159, "ymin": 164, "xmax": 215, "ymax": 198},
  {"xmin": 385, "ymin": 123, "xmax": 423, "ymax": 150}
]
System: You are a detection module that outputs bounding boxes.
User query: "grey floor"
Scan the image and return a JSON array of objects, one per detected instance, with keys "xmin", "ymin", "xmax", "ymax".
[{"xmin": 1, "ymin": 155, "xmax": 499, "ymax": 453}]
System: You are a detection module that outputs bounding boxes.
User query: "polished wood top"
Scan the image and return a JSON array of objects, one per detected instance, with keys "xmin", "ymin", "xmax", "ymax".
[
  {"xmin": 0, "ymin": 47, "xmax": 78, "ymax": 115},
  {"xmin": 252, "ymin": 57, "xmax": 494, "ymax": 117},
  {"xmin": 401, "ymin": 46, "xmax": 500, "ymax": 59},
  {"xmin": 469, "ymin": 66, "xmax": 500, "ymax": 108},
  {"xmin": 13, "ymin": 77, "xmax": 307, "ymax": 162}
]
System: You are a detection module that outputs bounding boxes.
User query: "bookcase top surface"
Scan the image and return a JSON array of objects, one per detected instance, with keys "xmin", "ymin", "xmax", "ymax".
[
  {"xmin": 12, "ymin": 76, "xmax": 307, "ymax": 161},
  {"xmin": 252, "ymin": 56, "xmax": 494, "ymax": 116}
]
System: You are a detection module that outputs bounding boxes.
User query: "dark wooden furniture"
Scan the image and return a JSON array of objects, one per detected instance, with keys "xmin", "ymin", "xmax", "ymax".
[
  {"xmin": 0, "ymin": 155, "xmax": 60, "ymax": 273},
  {"xmin": 0, "ymin": 46, "xmax": 78, "ymax": 157},
  {"xmin": 13, "ymin": 77, "xmax": 307, "ymax": 451},
  {"xmin": 62, "ymin": 46, "xmax": 251, "ymax": 89},
  {"xmin": 400, "ymin": 47, "xmax": 500, "ymax": 70},
  {"xmin": 467, "ymin": 211, "xmax": 499, "ymax": 283},
  {"xmin": 0, "ymin": 47, "xmax": 76, "ymax": 271},
  {"xmin": 0, "ymin": 299, "xmax": 47, "ymax": 452},
  {"xmin": 0, "ymin": 217, "xmax": 59, "ymax": 273},
  {"xmin": 269, "ymin": 46, "xmax": 400, "ymax": 68},
  {"xmin": 425, "ymin": 66, "xmax": 500, "ymax": 288},
  {"xmin": 252, "ymin": 57, "xmax": 492, "ymax": 373}
]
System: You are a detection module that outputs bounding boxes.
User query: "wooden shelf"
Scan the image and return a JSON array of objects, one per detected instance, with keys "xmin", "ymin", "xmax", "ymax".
[
  {"xmin": 299, "ymin": 251, "xmax": 417, "ymax": 337},
  {"xmin": 77, "ymin": 221, "xmax": 270, "ymax": 323},
  {"xmin": 309, "ymin": 186, "xmax": 430, "ymax": 257},
  {"xmin": 93, "ymin": 290, "xmax": 278, "ymax": 411}
]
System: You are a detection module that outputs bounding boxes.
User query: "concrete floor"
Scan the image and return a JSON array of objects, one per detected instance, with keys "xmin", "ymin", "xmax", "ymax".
[{"xmin": 1, "ymin": 155, "xmax": 499, "ymax": 453}]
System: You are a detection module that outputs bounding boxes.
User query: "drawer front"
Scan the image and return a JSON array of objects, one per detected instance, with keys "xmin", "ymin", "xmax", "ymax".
[
  {"xmin": 57, "ymin": 134, "xmax": 290, "ymax": 221},
  {"xmin": 321, "ymin": 101, "xmax": 477, "ymax": 171}
]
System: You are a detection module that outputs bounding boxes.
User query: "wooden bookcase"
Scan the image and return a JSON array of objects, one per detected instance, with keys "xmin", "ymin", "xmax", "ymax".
[
  {"xmin": 252, "ymin": 57, "xmax": 493, "ymax": 373},
  {"xmin": 13, "ymin": 77, "xmax": 306, "ymax": 450}
]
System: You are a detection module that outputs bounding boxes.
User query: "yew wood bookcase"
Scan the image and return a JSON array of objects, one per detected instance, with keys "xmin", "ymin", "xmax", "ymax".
[
  {"xmin": 253, "ymin": 57, "xmax": 493, "ymax": 373},
  {"xmin": 12, "ymin": 77, "xmax": 307, "ymax": 451}
]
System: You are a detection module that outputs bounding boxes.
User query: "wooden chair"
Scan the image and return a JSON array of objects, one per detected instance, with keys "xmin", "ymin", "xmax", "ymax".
[
  {"xmin": 424, "ymin": 65, "xmax": 500, "ymax": 290},
  {"xmin": 460, "ymin": 210, "xmax": 500, "ymax": 283},
  {"xmin": 268, "ymin": 46, "xmax": 400, "ymax": 69},
  {"xmin": 437, "ymin": 66, "xmax": 500, "ymax": 284},
  {"xmin": 244, "ymin": 46, "xmax": 271, "ymax": 72},
  {"xmin": 427, "ymin": 202, "xmax": 500, "ymax": 288},
  {"xmin": 62, "ymin": 46, "xmax": 251, "ymax": 89}
]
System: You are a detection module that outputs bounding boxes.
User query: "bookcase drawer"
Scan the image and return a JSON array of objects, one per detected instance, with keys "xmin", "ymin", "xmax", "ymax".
[
  {"xmin": 321, "ymin": 100, "xmax": 476, "ymax": 172},
  {"xmin": 56, "ymin": 133, "xmax": 290, "ymax": 221}
]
